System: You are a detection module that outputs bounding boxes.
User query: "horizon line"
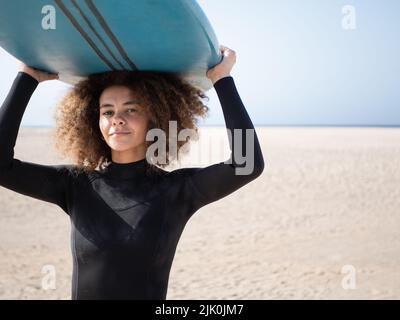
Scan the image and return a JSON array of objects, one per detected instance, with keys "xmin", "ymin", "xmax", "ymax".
[{"xmin": 20, "ymin": 124, "xmax": 400, "ymax": 128}]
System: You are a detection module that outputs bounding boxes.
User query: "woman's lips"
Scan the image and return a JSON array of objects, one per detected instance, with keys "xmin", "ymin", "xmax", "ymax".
[{"xmin": 111, "ymin": 132, "xmax": 131, "ymax": 136}]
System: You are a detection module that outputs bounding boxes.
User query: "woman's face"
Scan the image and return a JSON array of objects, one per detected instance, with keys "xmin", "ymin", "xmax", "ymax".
[{"xmin": 99, "ymin": 85, "xmax": 150, "ymax": 160}]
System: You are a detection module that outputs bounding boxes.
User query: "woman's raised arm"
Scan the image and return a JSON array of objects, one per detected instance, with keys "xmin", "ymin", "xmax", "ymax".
[
  {"xmin": 175, "ymin": 46, "xmax": 265, "ymax": 214},
  {"xmin": 0, "ymin": 68, "xmax": 74, "ymax": 215}
]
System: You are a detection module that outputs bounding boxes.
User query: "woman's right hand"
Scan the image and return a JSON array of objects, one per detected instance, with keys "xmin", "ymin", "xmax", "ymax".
[{"xmin": 17, "ymin": 61, "xmax": 59, "ymax": 83}]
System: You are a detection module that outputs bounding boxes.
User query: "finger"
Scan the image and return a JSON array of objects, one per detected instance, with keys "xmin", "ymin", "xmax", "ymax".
[
  {"xmin": 220, "ymin": 45, "xmax": 231, "ymax": 52},
  {"xmin": 45, "ymin": 70, "xmax": 58, "ymax": 76}
]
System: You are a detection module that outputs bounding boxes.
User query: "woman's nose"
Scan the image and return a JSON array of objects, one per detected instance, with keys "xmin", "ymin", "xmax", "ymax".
[{"xmin": 112, "ymin": 114, "xmax": 125, "ymax": 124}]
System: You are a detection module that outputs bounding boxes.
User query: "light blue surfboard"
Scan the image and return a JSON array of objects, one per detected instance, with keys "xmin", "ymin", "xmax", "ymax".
[{"xmin": 0, "ymin": 0, "xmax": 222, "ymax": 91}]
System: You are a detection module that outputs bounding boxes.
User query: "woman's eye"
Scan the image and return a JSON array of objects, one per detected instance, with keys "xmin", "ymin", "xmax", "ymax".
[{"xmin": 102, "ymin": 109, "xmax": 136, "ymax": 116}]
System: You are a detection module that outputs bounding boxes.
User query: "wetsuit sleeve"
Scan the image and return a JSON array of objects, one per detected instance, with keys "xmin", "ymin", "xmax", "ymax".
[
  {"xmin": 0, "ymin": 72, "xmax": 72, "ymax": 214},
  {"xmin": 185, "ymin": 76, "xmax": 265, "ymax": 212}
]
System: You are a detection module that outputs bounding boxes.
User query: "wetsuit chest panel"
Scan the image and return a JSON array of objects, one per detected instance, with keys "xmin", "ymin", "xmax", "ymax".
[{"xmin": 70, "ymin": 176, "xmax": 166, "ymax": 254}]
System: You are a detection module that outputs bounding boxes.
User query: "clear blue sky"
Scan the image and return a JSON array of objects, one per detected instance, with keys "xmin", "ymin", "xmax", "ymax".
[{"xmin": 0, "ymin": 0, "xmax": 399, "ymax": 127}]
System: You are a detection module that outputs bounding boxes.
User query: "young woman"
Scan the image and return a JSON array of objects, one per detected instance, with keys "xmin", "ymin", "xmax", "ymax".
[{"xmin": 0, "ymin": 45, "xmax": 264, "ymax": 299}]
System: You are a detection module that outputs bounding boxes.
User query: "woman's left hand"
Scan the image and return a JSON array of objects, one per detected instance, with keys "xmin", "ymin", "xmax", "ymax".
[{"xmin": 206, "ymin": 45, "xmax": 236, "ymax": 85}]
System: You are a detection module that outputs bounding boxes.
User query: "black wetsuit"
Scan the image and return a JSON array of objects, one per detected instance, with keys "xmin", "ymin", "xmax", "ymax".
[{"xmin": 0, "ymin": 72, "xmax": 265, "ymax": 300}]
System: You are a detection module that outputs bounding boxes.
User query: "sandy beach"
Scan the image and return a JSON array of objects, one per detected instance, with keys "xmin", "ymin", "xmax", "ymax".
[{"xmin": 0, "ymin": 126, "xmax": 399, "ymax": 300}]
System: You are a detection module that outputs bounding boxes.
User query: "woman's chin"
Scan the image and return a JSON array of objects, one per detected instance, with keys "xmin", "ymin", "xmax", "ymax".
[
  {"xmin": 108, "ymin": 142, "xmax": 143, "ymax": 152},
  {"xmin": 109, "ymin": 142, "xmax": 133, "ymax": 150}
]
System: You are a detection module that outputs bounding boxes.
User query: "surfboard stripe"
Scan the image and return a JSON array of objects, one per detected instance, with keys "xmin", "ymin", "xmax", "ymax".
[
  {"xmin": 54, "ymin": 0, "xmax": 117, "ymax": 70},
  {"xmin": 85, "ymin": 0, "xmax": 138, "ymax": 71},
  {"xmin": 70, "ymin": 0, "xmax": 127, "ymax": 70}
]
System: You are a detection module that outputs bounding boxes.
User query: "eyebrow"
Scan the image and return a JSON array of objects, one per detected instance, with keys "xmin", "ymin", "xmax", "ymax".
[{"xmin": 99, "ymin": 100, "xmax": 141, "ymax": 109}]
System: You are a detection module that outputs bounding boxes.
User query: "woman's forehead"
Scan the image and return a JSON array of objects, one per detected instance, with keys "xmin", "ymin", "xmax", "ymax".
[{"xmin": 100, "ymin": 85, "xmax": 139, "ymax": 102}]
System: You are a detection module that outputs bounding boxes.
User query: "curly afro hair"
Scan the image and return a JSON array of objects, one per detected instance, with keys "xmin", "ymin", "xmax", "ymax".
[{"xmin": 50, "ymin": 70, "xmax": 210, "ymax": 175}]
